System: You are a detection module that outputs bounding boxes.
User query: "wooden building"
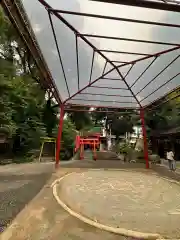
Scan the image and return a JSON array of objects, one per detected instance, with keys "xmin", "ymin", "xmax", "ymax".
[{"xmin": 150, "ymin": 127, "xmax": 180, "ymax": 161}]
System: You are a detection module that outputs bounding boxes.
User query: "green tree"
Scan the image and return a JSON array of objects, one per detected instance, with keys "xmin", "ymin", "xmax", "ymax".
[
  {"xmin": 110, "ymin": 116, "xmax": 134, "ymax": 140},
  {"xmin": 0, "ymin": 8, "xmax": 46, "ymax": 158},
  {"xmin": 68, "ymin": 106, "xmax": 92, "ymax": 130},
  {"xmin": 60, "ymin": 117, "xmax": 76, "ymax": 160},
  {"xmin": 10, "ymin": 75, "xmax": 46, "ymax": 155},
  {"xmin": 145, "ymin": 98, "xmax": 180, "ymax": 133},
  {"xmin": 0, "ymin": 6, "xmax": 78, "ymax": 163},
  {"xmin": 91, "ymin": 108, "xmax": 107, "ymax": 125},
  {"xmin": 42, "ymin": 99, "xmax": 58, "ymax": 137}
]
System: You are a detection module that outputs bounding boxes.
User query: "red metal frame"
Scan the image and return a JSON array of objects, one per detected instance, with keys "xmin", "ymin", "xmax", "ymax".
[
  {"xmin": 91, "ymin": 0, "xmax": 180, "ymax": 13},
  {"xmin": 65, "ymin": 108, "xmax": 138, "ymax": 114},
  {"xmin": 48, "ymin": 11, "xmax": 70, "ymax": 97},
  {"xmin": 100, "ymin": 50, "xmax": 151, "ymax": 56},
  {"xmin": 55, "ymin": 104, "xmax": 64, "ymax": 168},
  {"xmin": 75, "ymin": 35, "xmax": 80, "ymax": 90},
  {"xmin": 78, "ymin": 92, "xmax": 130, "ymax": 97},
  {"xmin": 50, "ymin": 9, "xmax": 180, "ymax": 28},
  {"xmin": 81, "ymin": 33, "xmax": 179, "ymax": 47},
  {"xmin": 108, "ymin": 45, "xmax": 179, "ymax": 70},
  {"xmin": 140, "ymin": 108, "xmax": 149, "ymax": 169},
  {"xmin": 62, "ymin": 44, "xmax": 180, "ymax": 106},
  {"xmin": 65, "ymin": 103, "xmax": 140, "ymax": 109},
  {"xmin": 37, "ymin": 0, "xmax": 180, "ymax": 169},
  {"xmin": 70, "ymin": 99, "xmax": 137, "ymax": 104}
]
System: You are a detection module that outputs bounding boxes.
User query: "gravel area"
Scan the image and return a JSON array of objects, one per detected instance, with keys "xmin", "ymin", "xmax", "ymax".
[
  {"xmin": 0, "ymin": 167, "xmax": 142, "ymax": 240},
  {"xmin": 58, "ymin": 169, "xmax": 180, "ymax": 238}
]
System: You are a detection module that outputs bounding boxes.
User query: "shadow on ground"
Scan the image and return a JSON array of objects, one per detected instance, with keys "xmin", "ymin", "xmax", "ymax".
[{"xmin": 0, "ymin": 163, "xmax": 54, "ymax": 231}]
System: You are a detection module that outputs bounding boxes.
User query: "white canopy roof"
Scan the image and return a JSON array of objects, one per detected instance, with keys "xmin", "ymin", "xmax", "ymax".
[{"xmin": 21, "ymin": 0, "xmax": 180, "ymax": 109}]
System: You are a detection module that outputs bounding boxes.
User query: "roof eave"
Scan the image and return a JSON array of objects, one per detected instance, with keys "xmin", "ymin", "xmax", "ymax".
[{"xmin": 90, "ymin": 0, "xmax": 180, "ymax": 12}]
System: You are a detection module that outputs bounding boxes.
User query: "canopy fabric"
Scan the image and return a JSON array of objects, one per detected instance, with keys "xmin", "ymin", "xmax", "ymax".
[{"xmin": 21, "ymin": 0, "xmax": 180, "ymax": 109}]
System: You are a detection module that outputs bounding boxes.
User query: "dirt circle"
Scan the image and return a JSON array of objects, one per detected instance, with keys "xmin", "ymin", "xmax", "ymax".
[{"xmin": 57, "ymin": 170, "xmax": 180, "ymax": 238}]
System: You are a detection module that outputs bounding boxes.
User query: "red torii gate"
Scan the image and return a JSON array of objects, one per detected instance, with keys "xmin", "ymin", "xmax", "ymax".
[
  {"xmin": 57, "ymin": 107, "xmax": 148, "ymax": 167},
  {"xmin": 74, "ymin": 134, "xmax": 100, "ymax": 160},
  {"xmin": 80, "ymin": 138, "xmax": 100, "ymax": 160}
]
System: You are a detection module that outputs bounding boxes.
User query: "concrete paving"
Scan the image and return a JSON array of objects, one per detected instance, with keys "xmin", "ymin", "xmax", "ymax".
[{"xmin": 1, "ymin": 160, "xmax": 180, "ymax": 239}]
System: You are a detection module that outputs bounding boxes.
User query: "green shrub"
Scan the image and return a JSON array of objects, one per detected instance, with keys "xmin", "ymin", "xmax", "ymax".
[
  {"xmin": 12, "ymin": 151, "xmax": 35, "ymax": 163},
  {"xmin": 117, "ymin": 142, "xmax": 132, "ymax": 154}
]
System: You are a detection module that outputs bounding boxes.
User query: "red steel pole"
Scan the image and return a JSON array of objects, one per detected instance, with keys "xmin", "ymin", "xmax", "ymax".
[
  {"xmin": 80, "ymin": 143, "xmax": 82, "ymax": 160},
  {"xmin": 80, "ymin": 142, "xmax": 84, "ymax": 160},
  {"xmin": 93, "ymin": 141, "xmax": 97, "ymax": 161},
  {"xmin": 56, "ymin": 104, "xmax": 64, "ymax": 168},
  {"xmin": 140, "ymin": 108, "xmax": 149, "ymax": 169}
]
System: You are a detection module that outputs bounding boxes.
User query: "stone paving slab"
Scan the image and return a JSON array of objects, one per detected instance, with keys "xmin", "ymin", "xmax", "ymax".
[{"xmin": 58, "ymin": 169, "xmax": 180, "ymax": 239}]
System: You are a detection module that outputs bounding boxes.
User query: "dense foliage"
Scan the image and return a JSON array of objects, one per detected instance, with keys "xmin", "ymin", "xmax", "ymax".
[
  {"xmin": 68, "ymin": 106, "xmax": 93, "ymax": 130},
  {"xmin": 91, "ymin": 109, "xmax": 138, "ymax": 139},
  {"xmin": 145, "ymin": 92, "xmax": 180, "ymax": 134},
  {"xmin": 0, "ymin": 8, "xmax": 75, "ymax": 161}
]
